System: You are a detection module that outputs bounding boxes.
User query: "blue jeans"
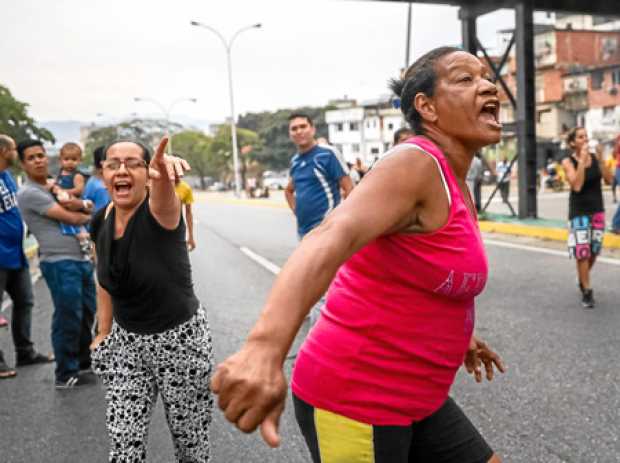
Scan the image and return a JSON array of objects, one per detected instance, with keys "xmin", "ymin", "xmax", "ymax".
[
  {"xmin": 0, "ymin": 266, "xmax": 35, "ymax": 358},
  {"xmin": 40, "ymin": 259, "xmax": 96, "ymax": 381},
  {"xmin": 613, "ymin": 203, "xmax": 620, "ymax": 232}
]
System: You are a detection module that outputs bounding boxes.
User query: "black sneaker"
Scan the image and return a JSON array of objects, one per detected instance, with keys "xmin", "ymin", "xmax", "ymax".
[
  {"xmin": 16, "ymin": 351, "xmax": 54, "ymax": 367},
  {"xmin": 79, "ymin": 363, "xmax": 93, "ymax": 375},
  {"xmin": 55, "ymin": 376, "xmax": 80, "ymax": 389},
  {"xmin": 55, "ymin": 374, "xmax": 95, "ymax": 389},
  {"xmin": 582, "ymin": 289, "xmax": 595, "ymax": 309}
]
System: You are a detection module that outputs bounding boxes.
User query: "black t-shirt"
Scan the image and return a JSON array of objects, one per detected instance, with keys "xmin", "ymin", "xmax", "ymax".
[
  {"xmin": 566, "ymin": 154, "xmax": 604, "ymax": 219},
  {"xmin": 91, "ymin": 198, "xmax": 199, "ymax": 334}
]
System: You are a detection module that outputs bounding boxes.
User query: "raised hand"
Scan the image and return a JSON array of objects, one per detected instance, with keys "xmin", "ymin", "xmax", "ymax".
[
  {"xmin": 577, "ymin": 144, "xmax": 591, "ymax": 167},
  {"xmin": 464, "ymin": 335, "xmax": 506, "ymax": 383},
  {"xmin": 148, "ymin": 137, "xmax": 191, "ymax": 183},
  {"xmin": 594, "ymin": 143, "xmax": 604, "ymax": 163},
  {"xmin": 148, "ymin": 137, "xmax": 191, "ymax": 230}
]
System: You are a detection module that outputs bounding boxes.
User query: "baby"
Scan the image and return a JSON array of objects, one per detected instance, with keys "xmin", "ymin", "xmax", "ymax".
[{"xmin": 50, "ymin": 143, "xmax": 92, "ymax": 257}]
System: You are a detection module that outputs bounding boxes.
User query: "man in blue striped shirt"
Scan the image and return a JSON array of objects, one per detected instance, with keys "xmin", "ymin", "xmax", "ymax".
[
  {"xmin": 285, "ymin": 114, "xmax": 353, "ymax": 239},
  {"xmin": 285, "ymin": 114, "xmax": 353, "ymax": 327}
]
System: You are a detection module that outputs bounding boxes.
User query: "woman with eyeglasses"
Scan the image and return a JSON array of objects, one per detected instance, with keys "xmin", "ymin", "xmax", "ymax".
[{"xmin": 89, "ymin": 138, "xmax": 213, "ymax": 462}]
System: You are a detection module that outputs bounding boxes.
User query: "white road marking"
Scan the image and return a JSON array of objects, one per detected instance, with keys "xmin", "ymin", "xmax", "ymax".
[
  {"xmin": 240, "ymin": 247, "xmax": 281, "ymax": 275},
  {"xmin": 239, "ymin": 241, "xmax": 620, "ymax": 279},
  {"xmin": 484, "ymin": 238, "xmax": 620, "ymax": 266}
]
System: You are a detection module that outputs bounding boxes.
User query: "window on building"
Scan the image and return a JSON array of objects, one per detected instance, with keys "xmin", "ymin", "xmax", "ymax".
[
  {"xmin": 593, "ymin": 16, "xmax": 615, "ymax": 26},
  {"xmin": 384, "ymin": 143, "xmax": 391, "ymax": 151},
  {"xmin": 612, "ymin": 69, "xmax": 620, "ymax": 86},
  {"xmin": 370, "ymin": 147, "xmax": 380, "ymax": 154},
  {"xmin": 336, "ymin": 123, "xmax": 343, "ymax": 132},
  {"xmin": 352, "ymin": 143, "xmax": 360, "ymax": 153},
  {"xmin": 335, "ymin": 144, "xmax": 343, "ymax": 154},
  {"xmin": 603, "ymin": 106, "xmax": 615, "ymax": 119},
  {"xmin": 536, "ymin": 108, "xmax": 551, "ymax": 123},
  {"xmin": 366, "ymin": 121, "xmax": 370, "ymax": 128},
  {"xmin": 577, "ymin": 113, "xmax": 586, "ymax": 127},
  {"xmin": 387, "ymin": 122, "xmax": 394, "ymax": 130},
  {"xmin": 350, "ymin": 122, "xmax": 359, "ymax": 131},
  {"xmin": 591, "ymin": 71, "xmax": 604, "ymax": 90}
]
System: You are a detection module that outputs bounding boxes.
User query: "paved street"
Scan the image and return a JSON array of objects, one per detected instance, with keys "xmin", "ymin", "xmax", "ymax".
[{"xmin": 1, "ymin": 196, "xmax": 619, "ymax": 462}]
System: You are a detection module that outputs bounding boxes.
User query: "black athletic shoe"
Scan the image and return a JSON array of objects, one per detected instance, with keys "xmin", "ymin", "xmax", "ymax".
[
  {"xmin": 582, "ymin": 289, "xmax": 595, "ymax": 309},
  {"xmin": 55, "ymin": 374, "xmax": 96, "ymax": 389},
  {"xmin": 16, "ymin": 351, "xmax": 54, "ymax": 367}
]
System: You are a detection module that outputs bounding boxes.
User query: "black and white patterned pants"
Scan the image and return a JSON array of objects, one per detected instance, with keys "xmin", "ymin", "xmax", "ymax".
[{"xmin": 92, "ymin": 307, "xmax": 214, "ymax": 462}]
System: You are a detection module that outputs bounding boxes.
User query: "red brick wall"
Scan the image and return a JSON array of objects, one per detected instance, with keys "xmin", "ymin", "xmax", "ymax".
[
  {"xmin": 556, "ymin": 30, "xmax": 620, "ymax": 67},
  {"xmin": 543, "ymin": 69, "xmax": 564, "ymax": 102},
  {"xmin": 588, "ymin": 70, "xmax": 620, "ymax": 108}
]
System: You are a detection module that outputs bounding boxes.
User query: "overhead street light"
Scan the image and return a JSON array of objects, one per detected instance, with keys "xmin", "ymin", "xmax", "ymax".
[
  {"xmin": 133, "ymin": 97, "xmax": 198, "ymax": 154},
  {"xmin": 190, "ymin": 20, "xmax": 262, "ymax": 197}
]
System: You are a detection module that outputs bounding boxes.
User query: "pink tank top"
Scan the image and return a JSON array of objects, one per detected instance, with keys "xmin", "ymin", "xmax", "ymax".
[{"xmin": 291, "ymin": 136, "xmax": 488, "ymax": 425}]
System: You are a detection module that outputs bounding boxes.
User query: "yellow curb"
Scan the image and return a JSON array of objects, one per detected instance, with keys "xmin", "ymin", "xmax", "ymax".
[{"xmin": 479, "ymin": 221, "xmax": 620, "ymax": 249}]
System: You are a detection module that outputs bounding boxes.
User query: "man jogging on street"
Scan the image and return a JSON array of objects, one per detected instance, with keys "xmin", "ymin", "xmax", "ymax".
[
  {"xmin": 17, "ymin": 139, "xmax": 95, "ymax": 389},
  {"xmin": 0, "ymin": 135, "xmax": 53, "ymax": 379},
  {"xmin": 285, "ymin": 114, "xmax": 353, "ymax": 325}
]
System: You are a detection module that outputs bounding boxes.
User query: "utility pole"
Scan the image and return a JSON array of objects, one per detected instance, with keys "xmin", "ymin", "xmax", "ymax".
[
  {"xmin": 405, "ymin": 2, "xmax": 412, "ymax": 69},
  {"xmin": 190, "ymin": 21, "xmax": 262, "ymax": 197}
]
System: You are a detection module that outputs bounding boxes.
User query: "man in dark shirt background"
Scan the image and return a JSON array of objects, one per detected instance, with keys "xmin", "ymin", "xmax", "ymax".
[{"xmin": 0, "ymin": 135, "xmax": 53, "ymax": 379}]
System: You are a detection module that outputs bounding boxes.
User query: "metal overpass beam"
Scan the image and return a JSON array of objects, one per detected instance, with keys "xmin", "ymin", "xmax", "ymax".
[
  {"xmin": 515, "ymin": 1, "xmax": 538, "ymax": 218},
  {"xmin": 460, "ymin": 7, "xmax": 478, "ymax": 54}
]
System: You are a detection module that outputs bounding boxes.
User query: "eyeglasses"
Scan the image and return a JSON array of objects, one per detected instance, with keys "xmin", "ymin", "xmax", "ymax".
[{"xmin": 102, "ymin": 158, "xmax": 148, "ymax": 171}]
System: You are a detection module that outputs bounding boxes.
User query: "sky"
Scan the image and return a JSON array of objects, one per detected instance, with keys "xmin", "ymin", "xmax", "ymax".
[{"xmin": 2, "ymin": 0, "xmax": 541, "ymax": 125}]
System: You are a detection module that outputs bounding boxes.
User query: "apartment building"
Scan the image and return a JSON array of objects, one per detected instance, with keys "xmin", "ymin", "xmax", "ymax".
[
  {"xmin": 325, "ymin": 97, "xmax": 405, "ymax": 164},
  {"xmin": 498, "ymin": 16, "xmax": 620, "ymax": 147}
]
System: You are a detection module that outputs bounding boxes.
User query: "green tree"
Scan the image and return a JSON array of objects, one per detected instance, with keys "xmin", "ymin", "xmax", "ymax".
[
  {"xmin": 0, "ymin": 84, "xmax": 54, "ymax": 143},
  {"xmin": 237, "ymin": 106, "xmax": 331, "ymax": 170},
  {"xmin": 172, "ymin": 131, "xmax": 219, "ymax": 190},
  {"xmin": 210, "ymin": 125, "xmax": 261, "ymax": 188}
]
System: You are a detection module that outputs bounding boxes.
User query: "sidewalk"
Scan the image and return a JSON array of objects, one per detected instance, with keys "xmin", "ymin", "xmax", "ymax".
[
  {"xmin": 478, "ymin": 212, "xmax": 620, "ymax": 250},
  {"xmin": 198, "ymin": 186, "xmax": 620, "ymax": 250}
]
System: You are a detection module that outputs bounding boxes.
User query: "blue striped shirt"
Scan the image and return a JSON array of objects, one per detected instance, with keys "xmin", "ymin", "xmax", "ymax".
[{"xmin": 290, "ymin": 144, "xmax": 348, "ymax": 237}]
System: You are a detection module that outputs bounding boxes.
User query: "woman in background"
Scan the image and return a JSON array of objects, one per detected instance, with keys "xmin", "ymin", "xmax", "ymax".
[{"xmin": 561, "ymin": 128, "xmax": 613, "ymax": 308}]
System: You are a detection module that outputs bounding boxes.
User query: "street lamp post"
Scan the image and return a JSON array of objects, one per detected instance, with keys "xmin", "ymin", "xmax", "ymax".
[
  {"xmin": 133, "ymin": 97, "xmax": 197, "ymax": 154},
  {"xmin": 190, "ymin": 20, "xmax": 261, "ymax": 197}
]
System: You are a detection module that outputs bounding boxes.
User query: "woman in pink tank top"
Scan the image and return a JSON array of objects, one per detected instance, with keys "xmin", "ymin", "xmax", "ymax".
[{"xmin": 213, "ymin": 47, "xmax": 506, "ymax": 463}]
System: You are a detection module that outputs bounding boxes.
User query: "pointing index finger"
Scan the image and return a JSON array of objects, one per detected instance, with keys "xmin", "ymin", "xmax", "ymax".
[{"xmin": 153, "ymin": 137, "xmax": 169, "ymax": 163}]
